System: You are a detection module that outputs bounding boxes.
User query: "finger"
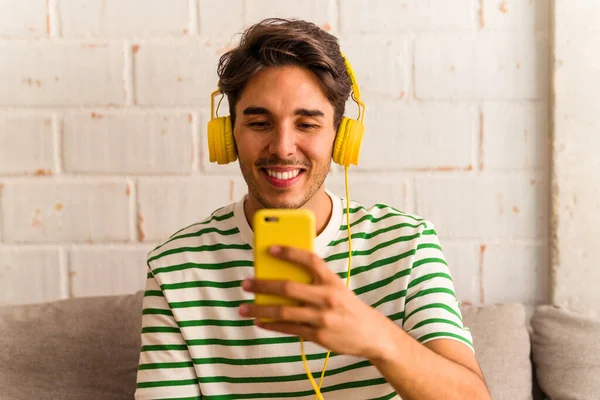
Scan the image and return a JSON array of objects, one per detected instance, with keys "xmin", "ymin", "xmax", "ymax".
[
  {"xmin": 239, "ymin": 303, "xmax": 322, "ymax": 326},
  {"xmin": 270, "ymin": 246, "xmax": 340, "ymax": 285},
  {"xmin": 243, "ymin": 278, "xmax": 330, "ymax": 308}
]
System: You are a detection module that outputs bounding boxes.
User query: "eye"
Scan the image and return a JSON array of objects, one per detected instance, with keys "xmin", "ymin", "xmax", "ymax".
[
  {"xmin": 298, "ymin": 123, "xmax": 318, "ymax": 130},
  {"xmin": 248, "ymin": 121, "xmax": 270, "ymax": 129}
]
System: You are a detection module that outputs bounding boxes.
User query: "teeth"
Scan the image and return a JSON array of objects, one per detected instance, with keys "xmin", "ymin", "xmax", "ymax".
[{"xmin": 266, "ymin": 169, "xmax": 300, "ymax": 180}]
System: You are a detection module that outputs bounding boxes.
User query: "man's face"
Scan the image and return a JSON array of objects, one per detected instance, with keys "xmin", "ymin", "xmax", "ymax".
[{"xmin": 233, "ymin": 65, "xmax": 336, "ymax": 209}]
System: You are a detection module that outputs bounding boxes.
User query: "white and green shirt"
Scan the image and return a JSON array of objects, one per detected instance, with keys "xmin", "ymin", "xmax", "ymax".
[{"xmin": 135, "ymin": 191, "xmax": 474, "ymax": 400}]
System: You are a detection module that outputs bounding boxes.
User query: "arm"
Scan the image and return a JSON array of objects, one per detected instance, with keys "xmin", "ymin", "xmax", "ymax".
[
  {"xmin": 368, "ymin": 317, "xmax": 490, "ymax": 400},
  {"xmin": 367, "ymin": 224, "xmax": 489, "ymax": 399},
  {"xmin": 135, "ymin": 268, "xmax": 201, "ymax": 400}
]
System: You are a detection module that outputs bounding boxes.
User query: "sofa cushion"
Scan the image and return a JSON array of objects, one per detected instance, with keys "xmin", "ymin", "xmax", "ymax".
[
  {"xmin": 0, "ymin": 291, "xmax": 144, "ymax": 400},
  {"xmin": 531, "ymin": 305, "xmax": 600, "ymax": 400},
  {"xmin": 460, "ymin": 302, "xmax": 533, "ymax": 400}
]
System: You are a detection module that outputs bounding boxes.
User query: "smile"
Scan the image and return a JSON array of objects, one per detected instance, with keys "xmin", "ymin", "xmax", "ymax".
[
  {"xmin": 265, "ymin": 169, "xmax": 301, "ymax": 180},
  {"xmin": 261, "ymin": 168, "xmax": 305, "ymax": 188}
]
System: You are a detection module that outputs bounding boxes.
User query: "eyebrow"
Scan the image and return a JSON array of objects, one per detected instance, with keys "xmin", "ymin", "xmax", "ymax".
[{"xmin": 242, "ymin": 106, "xmax": 324, "ymax": 118}]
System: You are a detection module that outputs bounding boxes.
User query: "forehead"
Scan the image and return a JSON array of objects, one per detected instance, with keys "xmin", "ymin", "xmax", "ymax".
[{"xmin": 236, "ymin": 65, "xmax": 333, "ymax": 114}]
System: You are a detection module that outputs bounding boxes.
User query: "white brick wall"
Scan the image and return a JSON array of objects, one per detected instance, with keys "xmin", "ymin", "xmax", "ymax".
[
  {"xmin": 0, "ymin": 0, "xmax": 552, "ymax": 313},
  {"xmin": 69, "ymin": 246, "xmax": 151, "ymax": 297},
  {"xmin": 59, "ymin": 0, "xmax": 190, "ymax": 37},
  {"xmin": 0, "ymin": 42, "xmax": 125, "ymax": 106},
  {"xmin": 554, "ymin": 1, "xmax": 600, "ymax": 314},
  {"xmin": 0, "ymin": 247, "xmax": 64, "ymax": 306},
  {"xmin": 63, "ymin": 111, "xmax": 195, "ymax": 174},
  {"xmin": 0, "ymin": 0, "xmax": 48, "ymax": 37},
  {"xmin": 0, "ymin": 114, "xmax": 55, "ymax": 175},
  {"xmin": 414, "ymin": 33, "xmax": 550, "ymax": 100}
]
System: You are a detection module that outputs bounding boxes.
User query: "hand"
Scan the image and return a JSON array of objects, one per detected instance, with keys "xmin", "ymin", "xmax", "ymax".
[{"xmin": 238, "ymin": 245, "xmax": 395, "ymax": 360}]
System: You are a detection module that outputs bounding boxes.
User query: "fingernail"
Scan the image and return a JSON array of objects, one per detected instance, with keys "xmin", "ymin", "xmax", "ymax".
[
  {"xmin": 242, "ymin": 278, "xmax": 253, "ymax": 290},
  {"xmin": 270, "ymin": 245, "xmax": 281, "ymax": 254},
  {"xmin": 239, "ymin": 304, "xmax": 249, "ymax": 316}
]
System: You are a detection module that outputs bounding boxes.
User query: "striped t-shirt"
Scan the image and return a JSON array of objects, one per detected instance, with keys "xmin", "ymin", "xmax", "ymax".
[{"xmin": 135, "ymin": 190, "xmax": 474, "ymax": 400}]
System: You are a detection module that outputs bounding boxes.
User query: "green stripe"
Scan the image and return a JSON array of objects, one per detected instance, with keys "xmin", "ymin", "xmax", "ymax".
[
  {"xmin": 198, "ymin": 360, "xmax": 372, "ymax": 384},
  {"xmin": 141, "ymin": 344, "xmax": 188, "ymax": 352},
  {"xmin": 138, "ymin": 361, "xmax": 194, "ymax": 370},
  {"xmin": 416, "ymin": 243, "xmax": 442, "ymax": 251},
  {"xmin": 405, "ymin": 287, "xmax": 456, "ymax": 305},
  {"xmin": 186, "ymin": 336, "xmax": 299, "ymax": 347},
  {"xmin": 148, "ymin": 231, "xmax": 244, "ymax": 263},
  {"xmin": 422, "ymin": 229, "xmax": 437, "ymax": 235},
  {"xmin": 144, "ymin": 290, "xmax": 164, "ymax": 297},
  {"xmin": 153, "ymin": 260, "xmax": 253, "ymax": 276},
  {"xmin": 388, "ymin": 311, "xmax": 404, "ymax": 321},
  {"xmin": 418, "ymin": 331, "xmax": 473, "ymax": 348},
  {"xmin": 348, "ymin": 203, "xmax": 402, "ymax": 214},
  {"xmin": 410, "ymin": 317, "xmax": 464, "ymax": 331},
  {"xmin": 136, "ymin": 378, "xmax": 199, "ymax": 389},
  {"xmin": 325, "ymin": 233, "xmax": 420, "ymax": 263},
  {"xmin": 141, "ymin": 326, "xmax": 180, "ymax": 334},
  {"xmin": 170, "ymin": 299, "xmax": 251, "ymax": 309},
  {"xmin": 341, "ymin": 250, "xmax": 415, "ymax": 280},
  {"xmin": 328, "ymin": 221, "xmax": 427, "ymax": 247},
  {"xmin": 203, "ymin": 378, "xmax": 388, "ymax": 400},
  {"xmin": 169, "ymin": 211, "xmax": 233, "ymax": 238},
  {"xmin": 179, "ymin": 318, "xmax": 254, "ymax": 327},
  {"xmin": 161, "ymin": 279, "xmax": 243, "ymax": 291},
  {"xmin": 371, "ymin": 289, "xmax": 407, "ymax": 309},
  {"xmin": 403, "ymin": 303, "xmax": 462, "ymax": 326},
  {"xmin": 341, "ymin": 212, "xmax": 404, "ymax": 231},
  {"xmin": 152, "ymin": 210, "xmax": 234, "ymax": 252},
  {"xmin": 407, "ymin": 272, "xmax": 452, "ymax": 289},
  {"xmin": 354, "ymin": 267, "xmax": 412, "ymax": 295},
  {"xmin": 142, "ymin": 308, "xmax": 173, "ymax": 316},
  {"xmin": 193, "ymin": 351, "xmax": 337, "ymax": 366},
  {"xmin": 413, "ymin": 257, "xmax": 447, "ymax": 269},
  {"xmin": 348, "ymin": 203, "xmax": 423, "ymax": 222},
  {"xmin": 161, "ymin": 397, "xmax": 202, "ymax": 400},
  {"xmin": 147, "ymin": 272, "xmax": 153, "ymax": 279}
]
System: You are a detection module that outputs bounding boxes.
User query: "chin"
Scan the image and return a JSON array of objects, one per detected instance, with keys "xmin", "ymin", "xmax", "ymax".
[{"xmin": 258, "ymin": 191, "xmax": 306, "ymax": 210}]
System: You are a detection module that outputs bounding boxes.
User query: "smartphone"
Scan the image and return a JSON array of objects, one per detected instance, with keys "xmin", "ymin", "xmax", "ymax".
[{"xmin": 253, "ymin": 208, "xmax": 315, "ymax": 311}]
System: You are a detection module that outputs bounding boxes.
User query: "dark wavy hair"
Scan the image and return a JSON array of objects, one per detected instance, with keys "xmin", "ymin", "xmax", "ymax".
[{"xmin": 216, "ymin": 18, "xmax": 352, "ymax": 129}]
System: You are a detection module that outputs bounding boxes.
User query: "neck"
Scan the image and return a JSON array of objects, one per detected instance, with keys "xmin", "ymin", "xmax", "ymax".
[{"xmin": 243, "ymin": 188, "xmax": 333, "ymax": 236}]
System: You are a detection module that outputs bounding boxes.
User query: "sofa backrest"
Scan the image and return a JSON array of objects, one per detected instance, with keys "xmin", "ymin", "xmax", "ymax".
[{"xmin": 0, "ymin": 292, "xmax": 542, "ymax": 400}]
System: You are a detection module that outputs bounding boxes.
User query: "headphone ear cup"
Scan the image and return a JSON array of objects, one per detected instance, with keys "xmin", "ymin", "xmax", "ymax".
[
  {"xmin": 207, "ymin": 116, "xmax": 237, "ymax": 164},
  {"xmin": 333, "ymin": 117, "xmax": 365, "ymax": 167},
  {"xmin": 222, "ymin": 116, "xmax": 237, "ymax": 164}
]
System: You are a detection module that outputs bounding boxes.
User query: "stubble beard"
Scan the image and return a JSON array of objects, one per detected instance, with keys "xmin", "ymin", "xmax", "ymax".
[{"xmin": 239, "ymin": 159, "xmax": 330, "ymax": 210}]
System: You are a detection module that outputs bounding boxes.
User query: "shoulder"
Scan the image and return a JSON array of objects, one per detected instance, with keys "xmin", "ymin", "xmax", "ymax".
[
  {"xmin": 342, "ymin": 198, "xmax": 436, "ymax": 236},
  {"xmin": 146, "ymin": 202, "xmax": 239, "ymax": 268}
]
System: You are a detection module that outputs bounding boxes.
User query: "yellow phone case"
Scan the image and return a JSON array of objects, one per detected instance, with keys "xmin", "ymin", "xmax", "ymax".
[{"xmin": 253, "ymin": 208, "xmax": 315, "ymax": 309}]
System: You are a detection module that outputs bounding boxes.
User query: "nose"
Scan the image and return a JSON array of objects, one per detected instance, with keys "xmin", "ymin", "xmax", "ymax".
[{"xmin": 268, "ymin": 123, "xmax": 297, "ymax": 159}]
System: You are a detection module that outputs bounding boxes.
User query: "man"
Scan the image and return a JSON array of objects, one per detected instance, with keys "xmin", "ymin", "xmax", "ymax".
[{"xmin": 135, "ymin": 18, "xmax": 491, "ymax": 400}]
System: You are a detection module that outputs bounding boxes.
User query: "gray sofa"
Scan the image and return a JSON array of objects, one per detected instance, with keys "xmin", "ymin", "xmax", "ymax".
[{"xmin": 1, "ymin": 291, "xmax": 599, "ymax": 400}]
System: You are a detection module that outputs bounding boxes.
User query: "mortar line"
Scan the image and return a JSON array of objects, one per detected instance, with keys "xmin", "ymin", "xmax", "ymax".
[
  {"xmin": 123, "ymin": 40, "xmax": 135, "ymax": 106},
  {"xmin": 477, "ymin": 103, "xmax": 484, "ymax": 172},
  {"xmin": 128, "ymin": 179, "xmax": 138, "ymax": 243},
  {"xmin": 47, "ymin": 0, "xmax": 61, "ymax": 36},
  {"xmin": 52, "ymin": 113, "xmax": 63, "ymax": 174},
  {"xmin": 191, "ymin": 112, "xmax": 201, "ymax": 172},
  {"xmin": 60, "ymin": 246, "xmax": 71, "ymax": 299},
  {"xmin": 189, "ymin": 0, "xmax": 199, "ymax": 35}
]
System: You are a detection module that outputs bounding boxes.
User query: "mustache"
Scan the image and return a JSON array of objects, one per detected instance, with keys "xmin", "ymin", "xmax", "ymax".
[{"xmin": 255, "ymin": 156, "xmax": 311, "ymax": 168}]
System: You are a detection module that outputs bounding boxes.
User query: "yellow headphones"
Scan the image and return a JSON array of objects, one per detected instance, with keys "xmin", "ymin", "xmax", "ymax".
[
  {"xmin": 207, "ymin": 52, "xmax": 365, "ymax": 400},
  {"xmin": 206, "ymin": 52, "xmax": 366, "ymax": 168}
]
